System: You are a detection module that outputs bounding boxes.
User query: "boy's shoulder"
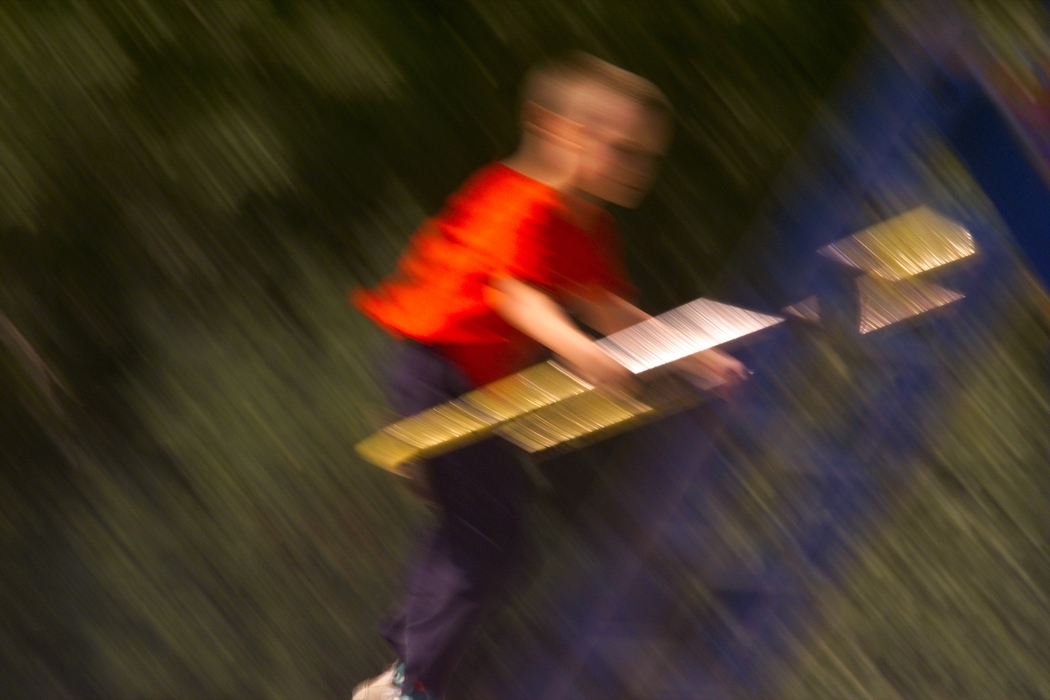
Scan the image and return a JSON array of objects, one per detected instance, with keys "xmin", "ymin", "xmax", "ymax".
[{"xmin": 442, "ymin": 162, "xmax": 559, "ymax": 225}]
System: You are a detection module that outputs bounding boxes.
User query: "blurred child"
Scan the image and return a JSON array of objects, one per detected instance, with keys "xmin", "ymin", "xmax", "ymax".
[{"xmin": 352, "ymin": 54, "xmax": 746, "ymax": 700}]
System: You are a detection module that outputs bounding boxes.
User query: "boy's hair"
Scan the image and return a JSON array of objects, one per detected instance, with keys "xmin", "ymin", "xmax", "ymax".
[{"xmin": 521, "ymin": 52, "xmax": 674, "ymax": 125}]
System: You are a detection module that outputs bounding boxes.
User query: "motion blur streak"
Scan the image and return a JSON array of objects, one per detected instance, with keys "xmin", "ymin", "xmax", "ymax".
[{"xmin": 1, "ymin": 2, "xmax": 1047, "ymax": 699}]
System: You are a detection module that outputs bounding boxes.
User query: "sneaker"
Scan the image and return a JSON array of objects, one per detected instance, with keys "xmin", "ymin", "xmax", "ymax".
[{"xmin": 352, "ymin": 661, "xmax": 404, "ymax": 700}]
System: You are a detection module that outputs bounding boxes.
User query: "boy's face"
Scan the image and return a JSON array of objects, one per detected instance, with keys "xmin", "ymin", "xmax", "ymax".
[{"xmin": 571, "ymin": 93, "xmax": 671, "ymax": 208}]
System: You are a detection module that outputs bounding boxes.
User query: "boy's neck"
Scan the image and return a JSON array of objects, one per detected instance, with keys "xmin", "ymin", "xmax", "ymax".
[
  {"xmin": 502, "ymin": 136, "xmax": 607, "ymax": 232},
  {"xmin": 501, "ymin": 134, "xmax": 575, "ymax": 190}
]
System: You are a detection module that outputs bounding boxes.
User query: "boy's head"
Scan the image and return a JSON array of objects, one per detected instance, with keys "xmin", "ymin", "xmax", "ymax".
[{"xmin": 520, "ymin": 53, "xmax": 673, "ymax": 208}]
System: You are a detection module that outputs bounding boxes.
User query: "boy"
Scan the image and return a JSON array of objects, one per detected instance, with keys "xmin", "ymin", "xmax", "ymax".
[{"xmin": 352, "ymin": 54, "xmax": 747, "ymax": 700}]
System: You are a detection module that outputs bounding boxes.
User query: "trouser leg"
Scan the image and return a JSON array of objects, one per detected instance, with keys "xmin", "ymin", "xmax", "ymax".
[
  {"xmin": 377, "ymin": 340, "xmax": 530, "ymax": 696},
  {"xmin": 380, "ymin": 436, "xmax": 529, "ymax": 696}
]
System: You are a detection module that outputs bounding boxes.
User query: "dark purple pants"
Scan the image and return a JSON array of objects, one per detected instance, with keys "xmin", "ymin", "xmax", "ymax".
[{"xmin": 379, "ymin": 341, "xmax": 530, "ymax": 696}]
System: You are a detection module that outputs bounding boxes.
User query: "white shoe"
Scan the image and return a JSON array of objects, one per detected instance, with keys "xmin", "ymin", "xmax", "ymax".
[{"xmin": 352, "ymin": 662, "xmax": 404, "ymax": 700}]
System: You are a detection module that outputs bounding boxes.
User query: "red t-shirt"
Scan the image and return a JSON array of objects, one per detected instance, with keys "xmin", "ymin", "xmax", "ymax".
[{"xmin": 353, "ymin": 163, "xmax": 632, "ymax": 385}]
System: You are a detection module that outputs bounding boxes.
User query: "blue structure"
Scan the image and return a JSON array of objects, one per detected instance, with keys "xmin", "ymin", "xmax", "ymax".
[{"xmin": 943, "ymin": 83, "xmax": 1050, "ymax": 290}]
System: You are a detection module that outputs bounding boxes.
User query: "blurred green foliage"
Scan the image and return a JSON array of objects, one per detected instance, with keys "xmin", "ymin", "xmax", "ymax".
[{"xmin": 2, "ymin": 1, "xmax": 1048, "ymax": 699}]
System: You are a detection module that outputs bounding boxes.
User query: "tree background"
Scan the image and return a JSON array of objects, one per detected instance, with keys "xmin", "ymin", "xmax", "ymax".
[{"xmin": 2, "ymin": 1, "xmax": 1048, "ymax": 699}]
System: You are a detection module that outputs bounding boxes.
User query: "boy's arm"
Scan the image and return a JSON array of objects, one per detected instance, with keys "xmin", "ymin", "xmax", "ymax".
[
  {"xmin": 572, "ymin": 290, "xmax": 648, "ymax": 334},
  {"xmin": 489, "ymin": 277, "xmax": 632, "ymax": 387},
  {"xmin": 573, "ymin": 290, "xmax": 750, "ymax": 387}
]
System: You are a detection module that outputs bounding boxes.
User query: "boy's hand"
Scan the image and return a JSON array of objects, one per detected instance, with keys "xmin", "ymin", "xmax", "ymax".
[{"xmin": 676, "ymin": 349, "xmax": 750, "ymax": 395}]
